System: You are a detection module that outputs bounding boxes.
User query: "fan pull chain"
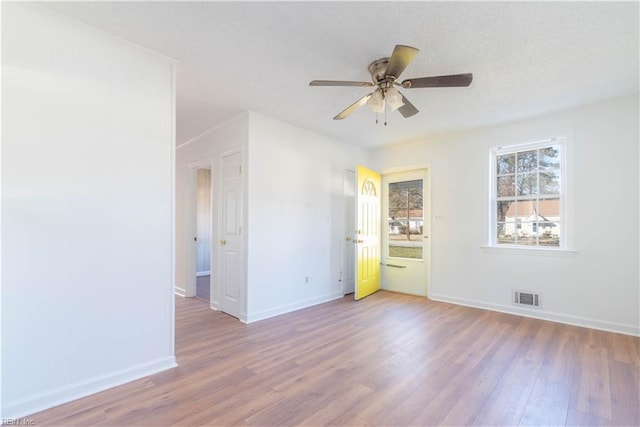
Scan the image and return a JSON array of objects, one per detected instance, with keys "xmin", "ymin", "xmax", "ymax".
[{"xmin": 384, "ymin": 102, "xmax": 388, "ymax": 126}]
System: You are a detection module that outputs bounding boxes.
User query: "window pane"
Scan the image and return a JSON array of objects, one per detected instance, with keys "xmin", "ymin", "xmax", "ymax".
[
  {"xmin": 389, "ymin": 208, "xmax": 406, "ymax": 219},
  {"xmin": 537, "ymin": 199, "xmax": 560, "ymax": 246},
  {"xmin": 497, "ymin": 153, "xmax": 515, "ymax": 175},
  {"xmin": 497, "ymin": 175, "xmax": 515, "ymax": 197},
  {"xmin": 539, "ymin": 146, "xmax": 560, "ymax": 170},
  {"xmin": 497, "ymin": 222, "xmax": 515, "ymax": 244},
  {"xmin": 388, "ymin": 179, "xmax": 423, "ymax": 259},
  {"xmin": 389, "ymin": 246, "xmax": 423, "ymax": 259},
  {"xmin": 539, "ymin": 198, "xmax": 560, "ymax": 218},
  {"xmin": 496, "ymin": 201, "xmax": 514, "ymax": 222},
  {"xmin": 517, "ymin": 173, "xmax": 538, "ymax": 195},
  {"xmin": 538, "ymin": 222, "xmax": 560, "ymax": 247},
  {"xmin": 539, "ymin": 170, "xmax": 560, "ymax": 195},
  {"xmin": 516, "ymin": 200, "xmax": 537, "ymax": 220},
  {"xmin": 517, "ymin": 150, "xmax": 537, "ymax": 172},
  {"xmin": 516, "ymin": 222, "xmax": 538, "ymax": 245}
]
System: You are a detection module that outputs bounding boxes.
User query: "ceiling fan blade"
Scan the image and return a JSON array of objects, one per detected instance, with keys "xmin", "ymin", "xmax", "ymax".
[
  {"xmin": 333, "ymin": 93, "xmax": 372, "ymax": 120},
  {"xmin": 402, "ymin": 73, "xmax": 473, "ymax": 88},
  {"xmin": 397, "ymin": 92, "xmax": 419, "ymax": 118},
  {"xmin": 310, "ymin": 80, "xmax": 374, "ymax": 87},
  {"xmin": 384, "ymin": 45, "xmax": 419, "ymax": 79}
]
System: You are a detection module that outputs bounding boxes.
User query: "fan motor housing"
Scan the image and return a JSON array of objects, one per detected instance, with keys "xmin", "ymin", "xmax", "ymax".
[{"xmin": 368, "ymin": 58, "xmax": 391, "ymax": 84}]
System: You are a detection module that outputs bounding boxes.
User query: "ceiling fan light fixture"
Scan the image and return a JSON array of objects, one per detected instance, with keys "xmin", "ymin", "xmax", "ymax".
[
  {"xmin": 366, "ymin": 90, "xmax": 385, "ymax": 113},
  {"xmin": 311, "ymin": 44, "xmax": 473, "ymax": 122},
  {"xmin": 385, "ymin": 87, "xmax": 404, "ymax": 111}
]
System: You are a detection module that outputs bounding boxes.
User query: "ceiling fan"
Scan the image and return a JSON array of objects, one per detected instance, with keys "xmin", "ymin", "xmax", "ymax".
[{"xmin": 309, "ymin": 45, "xmax": 473, "ymax": 124}]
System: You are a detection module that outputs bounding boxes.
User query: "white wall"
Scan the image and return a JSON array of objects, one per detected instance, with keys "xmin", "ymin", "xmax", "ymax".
[
  {"xmin": 245, "ymin": 112, "xmax": 368, "ymax": 322},
  {"xmin": 174, "ymin": 113, "xmax": 248, "ymax": 303},
  {"xmin": 1, "ymin": 4, "xmax": 176, "ymax": 418},
  {"xmin": 371, "ymin": 94, "xmax": 639, "ymax": 335}
]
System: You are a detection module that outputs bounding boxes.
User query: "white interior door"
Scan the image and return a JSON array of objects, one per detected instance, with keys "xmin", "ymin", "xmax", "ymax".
[
  {"xmin": 381, "ymin": 168, "xmax": 430, "ymax": 296},
  {"xmin": 217, "ymin": 150, "xmax": 243, "ymax": 318}
]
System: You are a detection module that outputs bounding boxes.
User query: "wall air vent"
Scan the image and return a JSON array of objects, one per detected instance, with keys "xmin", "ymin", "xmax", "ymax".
[{"xmin": 513, "ymin": 290, "xmax": 540, "ymax": 308}]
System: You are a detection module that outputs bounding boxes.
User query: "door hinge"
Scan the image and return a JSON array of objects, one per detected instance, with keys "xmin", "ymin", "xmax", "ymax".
[{"xmin": 239, "ymin": 165, "xmax": 242, "ymax": 174}]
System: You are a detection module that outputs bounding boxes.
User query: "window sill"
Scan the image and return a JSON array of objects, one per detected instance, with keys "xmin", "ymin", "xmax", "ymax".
[{"xmin": 480, "ymin": 245, "xmax": 577, "ymax": 258}]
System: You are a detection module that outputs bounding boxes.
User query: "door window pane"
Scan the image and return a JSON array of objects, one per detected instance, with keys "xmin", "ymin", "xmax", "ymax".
[{"xmin": 388, "ymin": 180, "xmax": 423, "ymax": 259}]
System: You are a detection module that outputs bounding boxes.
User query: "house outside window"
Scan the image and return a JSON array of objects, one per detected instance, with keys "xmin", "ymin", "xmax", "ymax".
[{"xmin": 491, "ymin": 138, "xmax": 566, "ymax": 248}]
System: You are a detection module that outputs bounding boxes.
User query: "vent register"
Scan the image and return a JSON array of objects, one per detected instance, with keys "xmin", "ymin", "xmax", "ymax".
[{"xmin": 513, "ymin": 290, "xmax": 540, "ymax": 307}]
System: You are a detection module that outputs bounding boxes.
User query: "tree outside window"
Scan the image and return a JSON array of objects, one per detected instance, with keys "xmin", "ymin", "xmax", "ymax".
[{"xmin": 388, "ymin": 180, "xmax": 423, "ymax": 259}]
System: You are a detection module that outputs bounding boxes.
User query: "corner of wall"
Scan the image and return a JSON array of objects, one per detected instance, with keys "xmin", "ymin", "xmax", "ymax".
[{"xmin": 2, "ymin": 357, "xmax": 178, "ymax": 420}]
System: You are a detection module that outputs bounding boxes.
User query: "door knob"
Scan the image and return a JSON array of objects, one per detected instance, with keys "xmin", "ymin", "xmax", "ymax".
[
  {"xmin": 345, "ymin": 237, "xmax": 352, "ymax": 242},
  {"xmin": 218, "ymin": 240, "xmax": 226, "ymax": 246}
]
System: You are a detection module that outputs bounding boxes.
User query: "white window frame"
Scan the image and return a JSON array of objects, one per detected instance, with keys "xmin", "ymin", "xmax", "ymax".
[{"xmin": 488, "ymin": 137, "xmax": 571, "ymax": 252}]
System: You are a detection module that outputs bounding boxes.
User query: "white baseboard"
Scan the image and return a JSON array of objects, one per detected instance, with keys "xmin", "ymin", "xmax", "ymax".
[
  {"xmin": 430, "ymin": 293, "xmax": 640, "ymax": 337},
  {"xmin": 196, "ymin": 271, "xmax": 211, "ymax": 277},
  {"xmin": 3, "ymin": 357, "xmax": 177, "ymax": 419},
  {"xmin": 244, "ymin": 292, "xmax": 343, "ymax": 324},
  {"xmin": 174, "ymin": 286, "xmax": 186, "ymax": 297}
]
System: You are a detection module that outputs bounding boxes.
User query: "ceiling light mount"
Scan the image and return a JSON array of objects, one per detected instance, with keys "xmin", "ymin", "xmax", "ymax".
[{"xmin": 368, "ymin": 58, "xmax": 391, "ymax": 83}]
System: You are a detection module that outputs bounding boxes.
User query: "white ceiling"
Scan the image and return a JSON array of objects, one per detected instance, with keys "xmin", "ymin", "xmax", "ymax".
[{"xmin": 41, "ymin": 1, "xmax": 639, "ymax": 149}]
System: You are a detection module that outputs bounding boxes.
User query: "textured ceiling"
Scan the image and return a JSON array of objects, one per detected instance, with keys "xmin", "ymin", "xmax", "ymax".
[{"xmin": 40, "ymin": 1, "xmax": 639, "ymax": 149}]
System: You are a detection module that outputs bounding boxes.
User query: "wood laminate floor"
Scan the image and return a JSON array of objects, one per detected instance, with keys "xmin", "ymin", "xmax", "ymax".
[
  {"xmin": 196, "ymin": 275, "xmax": 210, "ymax": 302},
  {"xmin": 30, "ymin": 291, "xmax": 639, "ymax": 426}
]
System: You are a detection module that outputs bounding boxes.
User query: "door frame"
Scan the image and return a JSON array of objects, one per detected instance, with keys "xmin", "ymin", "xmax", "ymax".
[
  {"xmin": 341, "ymin": 169, "xmax": 356, "ymax": 296},
  {"xmin": 185, "ymin": 157, "xmax": 216, "ymax": 309},
  {"xmin": 381, "ymin": 164, "xmax": 432, "ymax": 298}
]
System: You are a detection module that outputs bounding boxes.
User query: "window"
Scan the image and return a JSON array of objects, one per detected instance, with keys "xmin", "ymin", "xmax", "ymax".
[
  {"xmin": 388, "ymin": 179, "xmax": 423, "ymax": 259},
  {"xmin": 491, "ymin": 138, "xmax": 565, "ymax": 248}
]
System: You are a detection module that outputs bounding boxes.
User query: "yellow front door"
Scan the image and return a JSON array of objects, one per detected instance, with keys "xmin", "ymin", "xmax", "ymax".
[{"xmin": 355, "ymin": 165, "xmax": 381, "ymax": 300}]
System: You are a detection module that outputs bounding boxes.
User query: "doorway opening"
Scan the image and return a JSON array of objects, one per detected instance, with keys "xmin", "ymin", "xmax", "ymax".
[
  {"xmin": 342, "ymin": 170, "xmax": 356, "ymax": 296},
  {"xmin": 341, "ymin": 166, "xmax": 430, "ymax": 300},
  {"xmin": 195, "ymin": 167, "xmax": 212, "ymax": 303},
  {"xmin": 381, "ymin": 168, "xmax": 430, "ymax": 297},
  {"xmin": 185, "ymin": 158, "xmax": 215, "ymax": 307}
]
